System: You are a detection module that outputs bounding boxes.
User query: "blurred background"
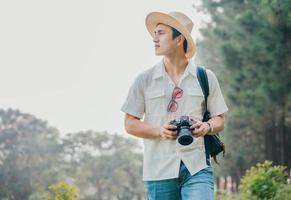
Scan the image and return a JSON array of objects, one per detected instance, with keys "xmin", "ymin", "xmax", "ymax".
[{"xmin": 0, "ymin": 0, "xmax": 290, "ymax": 199}]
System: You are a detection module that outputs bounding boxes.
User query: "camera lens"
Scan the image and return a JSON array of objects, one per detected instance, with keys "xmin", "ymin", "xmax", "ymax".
[{"xmin": 178, "ymin": 135, "xmax": 193, "ymax": 145}]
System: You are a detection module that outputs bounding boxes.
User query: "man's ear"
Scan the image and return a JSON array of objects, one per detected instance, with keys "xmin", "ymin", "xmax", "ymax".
[{"xmin": 176, "ymin": 35, "xmax": 185, "ymax": 46}]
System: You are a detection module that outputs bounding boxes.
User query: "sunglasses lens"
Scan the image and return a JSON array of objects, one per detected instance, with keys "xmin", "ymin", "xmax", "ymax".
[
  {"xmin": 173, "ymin": 87, "xmax": 183, "ymax": 98},
  {"xmin": 167, "ymin": 100, "xmax": 178, "ymax": 112}
]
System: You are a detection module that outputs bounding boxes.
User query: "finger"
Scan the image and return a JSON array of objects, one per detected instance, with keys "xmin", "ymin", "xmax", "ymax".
[
  {"xmin": 197, "ymin": 125, "xmax": 209, "ymax": 137},
  {"xmin": 196, "ymin": 126, "xmax": 205, "ymax": 135},
  {"xmin": 168, "ymin": 125, "xmax": 177, "ymax": 130},
  {"xmin": 162, "ymin": 123, "xmax": 168, "ymax": 129},
  {"xmin": 163, "ymin": 124, "xmax": 177, "ymax": 130},
  {"xmin": 164, "ymin": 129, "xmax": 177, "ymax": 137},
  {"xmin": 193, "ymin": 128, "xmax": 203, "ymax": 137},
  {"xmin": 191, "ymin": 124, "xmax": 200, "ymax": 129},
  {"xmin": 192, "ymin": 122, "xmax": 203, "ymax": 129},
  {"xmin": 162, "ymin": 128, "xmax": 177, "ymax": 136},
  {"xmin": 163, "ymin": 132, "xmax": 177, "ymax": 140}
]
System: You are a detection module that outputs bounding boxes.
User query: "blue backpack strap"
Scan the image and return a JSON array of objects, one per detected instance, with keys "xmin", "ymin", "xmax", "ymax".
[{"xmin": 196, "ymin": 66, "xmax": 211, "ymax": 166}]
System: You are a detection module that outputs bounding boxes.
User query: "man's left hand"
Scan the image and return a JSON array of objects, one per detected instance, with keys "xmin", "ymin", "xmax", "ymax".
[{"xmin": 190, "ymin": 119, "xmax": 210, "ymax": 138}]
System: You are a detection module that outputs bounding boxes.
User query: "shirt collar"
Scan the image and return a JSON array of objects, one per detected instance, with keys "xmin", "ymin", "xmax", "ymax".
[
  {"xmin": 152, "ymin": 60, "xmax": 165, "ymax": 80},
  {"xmin": 187, "ymin": 61, "xmax": 198, "ymax": 77},
  {"xmin": 152, "ymin": 60, "xmax": 197, "ymax": 80}
]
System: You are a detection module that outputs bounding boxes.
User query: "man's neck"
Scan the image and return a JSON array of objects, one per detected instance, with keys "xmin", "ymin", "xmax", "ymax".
[{"xmin": 163, "ymin": 55, "xmax": 189, "ymax": 76}]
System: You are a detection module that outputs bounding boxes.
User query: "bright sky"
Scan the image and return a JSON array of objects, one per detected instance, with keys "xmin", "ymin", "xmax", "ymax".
[{"xmin": 0, "ymin": 0, "xmax": 207, "ymax": 135}]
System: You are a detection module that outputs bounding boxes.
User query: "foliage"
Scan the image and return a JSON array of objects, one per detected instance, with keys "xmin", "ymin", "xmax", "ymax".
[
  {"xmin": 0, "ymin": 108, "xmax": 145, "ymax": 199},
  {"xmin": 48, "ymin": 181, "xmax": 79, "ymax": 200},
  {"xmin": 274, "ymin": 184, "xmax": 291, "ymax": 200},
  {"xmin": 239, "ymin": 160, "xmax": 287, "ymax": 199},
  {"xmin": 28, "ymin": 192, "xmax": 50, "ymax": 200},
  {"xmin": 61, "ymin": 131, "xmax": 144, "ymax": 200},
  {"xmin": 196, "ymin": 0, "xmax": 291, "ymax": 180},
  {"xmin": 0, "ymin": 108, "xmax": 62, "ymax": 200}
]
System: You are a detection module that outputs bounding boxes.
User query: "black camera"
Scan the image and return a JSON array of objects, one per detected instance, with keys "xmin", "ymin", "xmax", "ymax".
[{"xmin": 169, "ymin": 116, "xmax": 194, "ymax": 146}]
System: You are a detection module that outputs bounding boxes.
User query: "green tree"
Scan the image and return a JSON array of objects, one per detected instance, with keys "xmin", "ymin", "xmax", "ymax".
[
  {"xmin": 0, "ymin": 108, "xmax": 145, "ymax": 199},
  {"xmin": 48, "ymin": 181, "xmax": 79, "ymax": 200},
  {"xmin": 239, "ymin": 160, "xmax": 287, "ymax": 200},
  {"xmin": 196, "ymin": 0, "xmax": 291, "ymax": 181},
  {"xmin": 274, "ymin": 184, "xmax": 291, "ymax": 200},
  {"xmin": 61, "ymin": 131, "xmax": 145, "ymax": 200},
  {"xmin": 0, "ymin": 108, "xmax": 62, "ymax": 200}
]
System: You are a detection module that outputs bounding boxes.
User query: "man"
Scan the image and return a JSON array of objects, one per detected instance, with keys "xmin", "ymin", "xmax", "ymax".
[{"xmin": 121, "ymin": 11, "xmax": 228, "ymax": 200}]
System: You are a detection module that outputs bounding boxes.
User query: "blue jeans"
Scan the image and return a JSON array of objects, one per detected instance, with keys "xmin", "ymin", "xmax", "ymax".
[{"xmin": 145, "ymin": 162, "xmax": 214, "ymax": 200}]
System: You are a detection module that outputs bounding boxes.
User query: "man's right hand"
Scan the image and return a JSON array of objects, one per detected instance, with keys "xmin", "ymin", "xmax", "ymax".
[{"xmin": 158, "ymin": 123, "xmax": 178, "ymax": 140}]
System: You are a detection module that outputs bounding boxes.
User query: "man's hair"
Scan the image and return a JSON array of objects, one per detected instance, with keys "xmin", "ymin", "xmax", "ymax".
[{"xmin": 171, "ymin": 27, "xmax": 188, "ymax": 53}]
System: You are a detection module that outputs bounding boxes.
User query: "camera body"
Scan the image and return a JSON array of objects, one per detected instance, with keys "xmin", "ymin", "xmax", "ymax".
[{"xmin": 169, "ymin": 116, "xmax": 194, "ymax": 146}]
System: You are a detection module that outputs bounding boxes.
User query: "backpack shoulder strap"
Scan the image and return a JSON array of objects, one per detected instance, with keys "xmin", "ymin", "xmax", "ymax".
[
  {"xmin": 197, "ymin": 66, "xmax": 212, "ymax": 166},
  {"xmin": 196, "ymin": 66, "xmax": 210, "ymax": 122}
]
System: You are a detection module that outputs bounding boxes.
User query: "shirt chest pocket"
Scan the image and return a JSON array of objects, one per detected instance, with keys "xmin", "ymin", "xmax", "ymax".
[
  {"xmin": 185, "ymin": 88, "xmax": 205, "ymax": 115},
  {"xmin": 145, "ymin": 89, "xmax": 166, "ymax": 115}
]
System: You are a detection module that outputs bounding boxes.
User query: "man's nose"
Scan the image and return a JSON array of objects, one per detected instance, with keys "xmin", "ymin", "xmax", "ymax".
[{"xmin": 153, "ymin": 34, "xmax": 159, "ymax": 43}]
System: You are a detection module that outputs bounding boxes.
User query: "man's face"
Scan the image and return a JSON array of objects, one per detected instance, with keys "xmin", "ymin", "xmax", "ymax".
[{"xmin": 153, "ymin": 24, "xmax": 178, "ymax": 57}]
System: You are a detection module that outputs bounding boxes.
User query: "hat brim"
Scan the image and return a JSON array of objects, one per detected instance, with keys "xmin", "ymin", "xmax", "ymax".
[{"xmin": 145, "ymin": 12, "xmax": 196, "ymax": 58}]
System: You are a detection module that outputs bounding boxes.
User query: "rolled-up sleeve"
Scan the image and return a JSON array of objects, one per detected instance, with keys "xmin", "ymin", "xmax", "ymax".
[
  {"xmin": 121, "ymin": 74, "xmax": 145, "ymax": 119},
  {"xmin": 206, "ymin": 69, "xmax": 228, "ymax": 117}
]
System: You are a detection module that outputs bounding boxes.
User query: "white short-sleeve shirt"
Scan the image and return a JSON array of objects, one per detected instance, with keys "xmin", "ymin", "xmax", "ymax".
[{"xmin": 121, "ymin": 60, "xmax": 228, "ymax": 181}]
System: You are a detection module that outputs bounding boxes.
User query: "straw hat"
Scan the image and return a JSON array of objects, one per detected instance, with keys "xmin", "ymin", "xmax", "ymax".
[{"xmin": 145, "ymin": 11, "xmax": 196, "ymax": 58}]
